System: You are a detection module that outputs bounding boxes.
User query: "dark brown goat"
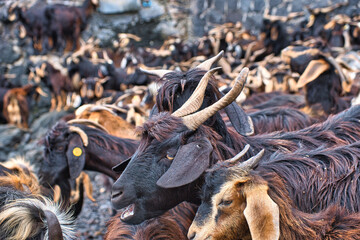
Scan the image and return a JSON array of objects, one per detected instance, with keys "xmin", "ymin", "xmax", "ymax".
[
  {"xmin": 1, "ymin": 84, "xmax": 43, "ymax": 128},
  {"xmin": 36, "ymin": 62, "xmax": 74, "ymax": 111},
  {"xmin": 13, "ymin": 3, "xmax": 48, "ymax": 53},
  {"xmin": 45, "ymin": 0, "xmax": 98, "ymax": 52},
  {"xmin": 111, "ymin": 66, "xmax": 360, "ymax": 224},
  {"xmin": 189, "ymin": 144, "xmax": 360, "ymax": 240},
  {"xmin": 105, "ymin": 202, "xmax": 197, "ymax": 240}
]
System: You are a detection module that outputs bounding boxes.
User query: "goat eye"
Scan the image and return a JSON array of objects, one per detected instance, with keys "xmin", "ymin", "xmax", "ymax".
[
  {"xmin": 219, "ymin": 200, "xmax": 233, "ymax": 206},
  {"xmin": 166, "ymin": 154, "xmax": 174, "ymax": 160}
]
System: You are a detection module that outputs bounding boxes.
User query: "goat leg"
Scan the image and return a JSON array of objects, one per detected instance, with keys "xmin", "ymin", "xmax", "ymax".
[{"xmin": 50, "ymin": 93, "xmax": 56, "ymax": 111}]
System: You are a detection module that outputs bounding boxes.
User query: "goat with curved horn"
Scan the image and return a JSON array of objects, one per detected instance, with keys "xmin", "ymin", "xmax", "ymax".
[
  {"xmin": 140, "ymin": 51, "xmax": 224, "ymax": 78},
  {"xmin": 181, "ymin": 67, "xmax": 249, "ymax": 130},
  {"xmin": 196, "ymin": 50, "xmax": 224, "ymax": 70},
  {"xmin": 68, "ymin": 126, "xmax": 89, "ymax": 147},
  {"xmin": 172, "ymin": 67, "xmax": 222, "ymax": 118}
]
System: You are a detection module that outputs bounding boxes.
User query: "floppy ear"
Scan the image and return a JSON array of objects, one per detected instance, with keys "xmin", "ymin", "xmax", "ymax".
[
  {"xmin": 157, "ymin": 138, "xmax": 213, "ymax": 188},
  {"xmin": 224, "ymin": 101, "xmax": 254, "ymax": 136},
  {"xmin": 243, "ymin": 184, "xmax": 279, "ymax": 240},
  {"xmin": 66, "ymin": 135, "xmax": 86, "ymax": 179},
  {"xmin": 297, "ymin": 59, "xmax": 330, "ymax": 88},
  {"xmin": 94, "ymin": 81, "xmax": 104, "ymax": 98}
]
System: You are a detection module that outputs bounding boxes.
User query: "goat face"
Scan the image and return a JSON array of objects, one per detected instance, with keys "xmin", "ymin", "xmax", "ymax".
[
  {"xmin": 111, "ymin": 113, "xmax": 216, "ymax": 224},
  {"xmin": 188, "ymin": 151, "xmax": 279, "ymax": 240},
  {"xmin": 40, "ymin": 121, "xmax": 86, "ymax": 187},
  {"xmin": 111, "ymin": 67, "xmax": 250, "ymax": 224}
]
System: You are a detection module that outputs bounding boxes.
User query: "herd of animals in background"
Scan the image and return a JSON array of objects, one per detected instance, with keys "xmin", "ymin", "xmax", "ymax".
[{"xmin": 1, "ymin": 0, "xmax": 360, "ymax": 239}]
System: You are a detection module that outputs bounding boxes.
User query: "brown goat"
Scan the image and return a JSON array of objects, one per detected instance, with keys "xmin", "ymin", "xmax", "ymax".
[
  {"xmin": 2, "ymin": 84, "xmax": 40, "ymax": 128},
  {"xmin": 105, "ymin": 202, "xmax": 197, "ymax": 240},
  {"xmin": 0, "ymin": 156, "xmax": 40, "ymax": 195},
  {"xmin": 75, "ymin": 104, "xmax": 138, "ymax": 139},
  {"xmin": 0, "ymin": 157, "xmax": 75, "ymax": 240},
  {"xmin": 189, "ymin": 149, "xmax": 360, "ymax": 240}
]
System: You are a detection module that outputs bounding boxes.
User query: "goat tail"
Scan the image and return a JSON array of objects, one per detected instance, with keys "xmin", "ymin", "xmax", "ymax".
[{"xmin": 0, "ymin": 197, "xmax": 75, "ymax": 240}]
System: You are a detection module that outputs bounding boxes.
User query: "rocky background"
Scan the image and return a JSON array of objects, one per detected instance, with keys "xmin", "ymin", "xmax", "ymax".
[{"xmin": 190, "ymin": 0, "xmax": 360, "ymax": 37}]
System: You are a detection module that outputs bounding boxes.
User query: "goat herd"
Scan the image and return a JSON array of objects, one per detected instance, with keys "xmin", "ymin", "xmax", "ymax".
[{"xmin": 1, "ymin": 0, "xmax": 360, "ymax": 239}]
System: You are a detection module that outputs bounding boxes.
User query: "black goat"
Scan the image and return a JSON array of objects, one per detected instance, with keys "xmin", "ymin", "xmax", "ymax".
[
  {"xmin": 111, "ymin": 67, "xmax": 360, "ymax": 224},
  {"xmin": 39, "ymin": 120, "xmax": 138, "ymax": 213}
]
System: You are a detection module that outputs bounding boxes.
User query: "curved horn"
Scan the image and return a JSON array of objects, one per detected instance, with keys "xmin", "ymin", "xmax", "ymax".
[
  {"xmin": 196, "ymin": 50, "xmax": 224, "ymax": 70},
  {"xmin": 326, "ymin": 56, "xmax": 349, "ymax": 84},
  {"xmin": 172, "ymin": 67, "xmax": 222, "ymax": 118},
  {"xmin": 139, "ymin": 67, "xmax": 173, "ymax": 79},
  {"xmin": 44, "ymin": 210, "xmax": 64, "ymax": 240},
  {"xmin": 225, "ymin": 144, "xmax": 250, "ymax": 164},
  {"xmin": 235, "ymin": 149, "xmax": 265, "ymax": 171},
  {"xmin": 67, "ymin": 119, "xmax": 109, "ymax": 134},
  {"xmin": 68, "ymin": 126, "xmax": 89, "ymax": 147},
  {"xmin": 181, "ymin": 67, "xmax": 249, "ymax": 130},
  {"xmin": 103, "ymin": 104, "xmax": 128, "ymax": 113}
]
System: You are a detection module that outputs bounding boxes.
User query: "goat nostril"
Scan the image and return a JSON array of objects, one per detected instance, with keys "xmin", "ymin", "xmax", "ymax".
[
  {"xmin": 112, "ymin": 187, "xmax": 124, "ymax": 198},
  {"xmin": 188, "ymin": 232, "xmax": 196, "ymax": 240}
]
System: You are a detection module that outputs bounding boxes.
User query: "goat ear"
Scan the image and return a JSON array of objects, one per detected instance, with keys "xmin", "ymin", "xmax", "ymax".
[
  {"xmin": 94, "ymin": 82, "xmax": 104, "ymax": 98},
  {"xmin": 224, "ymin": 101, "xmax": 254, "ymax": 136},
  {"xmin": 112, "ymin": 157, "xmax": 131, "ymax": 173},
  {"xmin": 66, "ymin": 135, "xmax": 86, "ymax": 179},
  {"xmin": 243, "ymin": 184, "xmax": 280, "ymax": 240},
  {"xmin": 297, "ymin": 58, "xmax": 330, "ymax": 88},
  {"xmin": 157, "ymin": 138, "xmax": 212, "ymax": 188}
]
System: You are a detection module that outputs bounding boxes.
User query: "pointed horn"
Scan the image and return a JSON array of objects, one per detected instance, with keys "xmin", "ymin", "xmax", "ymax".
[
  {"xmin": 172, "ymin": 67, "xmax": 222, "ymax": 118},
  {"xmin": 225, "ymin": 144, "xmax": 250, "ymax": 164},
  {"xmin": 68, "ymin": 126, "xmax": 89, "ymax": 147},
  {"xmin": 139, "ymin": 67, "xmax": 173, "ymax": 79},
  {"xmin": 181, "ymin": 67, "xmax": 249, "ymax": 130},
  {"xmin": 103, "ymin": 104, "xmax": 128, "ymax": 113},
  {"xmin": 196, "ymin": 50, "xmax": 224, "ymax": 70},
  {"xmin": 236, "ymin": 149, "xmax": 265, "ymax": 171},
  {"xmin": 326, "ymin": 56, "xmax": 349, "ymax": 84},
  {"xmin": 67, "ymin": 119, "xmax": 109, "ymax": 134},
  {"xmin": 102, "ymin": 50, "xmax": 113, "ymax": 64}
]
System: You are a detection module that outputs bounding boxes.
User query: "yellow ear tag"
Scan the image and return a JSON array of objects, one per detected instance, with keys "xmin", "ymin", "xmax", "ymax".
[{"xmin": 73, "ymin": 147, "xmax": 82, "ymax": 157}]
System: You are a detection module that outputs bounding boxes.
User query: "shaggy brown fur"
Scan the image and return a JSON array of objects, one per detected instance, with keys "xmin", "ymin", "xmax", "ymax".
[
  {"xmin": 0, "ymin": 157, "xmax": 40, "ymax": 195},
  {"xmin": 247, "ymin": 106, "xmax": 316, "ymax": 134},
  {"xmin": 105, "ymin": 202, "xmax": 197, "ymax": 240}
]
